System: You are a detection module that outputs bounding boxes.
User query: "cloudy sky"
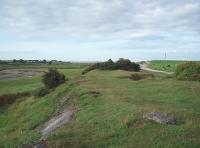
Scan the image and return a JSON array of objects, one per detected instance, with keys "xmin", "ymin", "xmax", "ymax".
[{"xmin": 0, "ymin": 0, "xmax": 200, "ymax": 61}]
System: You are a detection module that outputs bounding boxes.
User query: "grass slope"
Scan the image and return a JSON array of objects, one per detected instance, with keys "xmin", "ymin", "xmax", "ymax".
[
  {"xmin": 0, "ymin": 82, "xmax": 75, "ymax": 147},
  {"xmin": 47, "ymin": 70, "xmax": 200, "ymax": 148},
  {"xmin": 0, "ymin": 69, "xmax": 82, "ymax": 147},
  {"xmin": 1, "ymin": 68, "xmax": 200, "ymax": 147}
]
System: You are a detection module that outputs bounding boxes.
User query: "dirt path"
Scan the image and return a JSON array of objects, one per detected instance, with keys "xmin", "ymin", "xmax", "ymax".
[
  {"xmin": 140, "ymin": 62, "xmax": 174, "ymax": 74},
  {"xmin": 40, "ymin": 108, "xmax": 75, "ymax": 140}
]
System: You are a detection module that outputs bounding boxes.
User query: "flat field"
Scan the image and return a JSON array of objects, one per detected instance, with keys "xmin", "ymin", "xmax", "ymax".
[
  {"xmin": 149, "ymin": 60, "xmax": 187, "ymax": 72},
  {"xmin": 0, "ymin": 62, "xmax": 89, "ymax": 71}
]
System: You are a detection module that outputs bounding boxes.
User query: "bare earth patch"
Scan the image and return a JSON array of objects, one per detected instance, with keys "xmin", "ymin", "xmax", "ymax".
[
  {"xmin": 41, "ymin": 107, "xmax": 75, "ymax": 140},
  {"xmin": 0, "ymin": 69, "xmax": 43, "ymax": 80},
  {"xmin": 143, "ymin": 112, "xmax": 177, "ymax": 125}
]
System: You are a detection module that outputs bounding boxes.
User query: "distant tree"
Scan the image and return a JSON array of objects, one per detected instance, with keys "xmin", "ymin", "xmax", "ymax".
[
  {"xmin": 42, "ymin": 59, "xmax": 47, "ymax": 64},
  {"xmin": 19, "ymin": 59, "xmax": 24, "ymax": 63},
  {"xmin": 0, "ymin": 60, "xmax": 8, "ymax": 64},
  {"xmin": 13, "ymin": 59, "xmax": 17, "ymax": 63}
]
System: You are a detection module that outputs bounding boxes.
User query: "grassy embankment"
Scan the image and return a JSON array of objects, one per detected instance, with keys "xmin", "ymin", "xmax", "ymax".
[
  {"xmin": 47, "ymin": 70, "xmax": 200, "ymax": 148},
  {"xmin": 1, "ymin": 62, "xmax": 200, "ymax": 147},
  {"xmin": 0, "ymin": 68, "xmax": 82, "ymax": 147}
]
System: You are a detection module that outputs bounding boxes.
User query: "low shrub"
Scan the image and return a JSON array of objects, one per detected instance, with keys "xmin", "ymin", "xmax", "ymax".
[
  {"xmin": 33, "ymin": 69, "xmax": 67, "ymax": 98},
  {"xmin": 43, "ymin": 69, "xmax": 66, "ymax": 89},
  {"xmin": 82, "ymin": 58, "xmax": 140, "ymax": 74},
  {"xmin": 34, "ymin": 87, "xmax": 50, "ymax": 97},
  {"xmin": 175, "ymin": 62, "xmax": 200, "ymax": 81},
  {"xmin": 167, "ymin": 65, "xmax": 171, "ymax": 67}
]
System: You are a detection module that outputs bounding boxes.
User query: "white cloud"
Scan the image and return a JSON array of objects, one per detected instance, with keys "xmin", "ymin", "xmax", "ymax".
[
  {"xmin": 0, "ymin": 0, "xmax": 200, "ymax": 61},
  {"xmin": 0, "ymin": 0, "xmax": 199, "ymax": 39}
]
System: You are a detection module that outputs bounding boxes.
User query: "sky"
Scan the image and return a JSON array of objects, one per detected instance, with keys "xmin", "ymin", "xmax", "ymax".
[{"xmin": 0, "ymin": 0, "xmax": 200, "ymax": 61}]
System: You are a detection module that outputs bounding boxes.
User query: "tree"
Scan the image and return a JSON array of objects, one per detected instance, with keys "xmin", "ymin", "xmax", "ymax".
[
  {"xmin": 19, "ymin": 59, "xmax": 24, "ymax": 63},
  {"xmin": 13, "ymin": 59, "xmax": 17, "ymax": 63},
  {"xmin": 42, "ymin": 59, "xmax": 47, "ymax": 64}
]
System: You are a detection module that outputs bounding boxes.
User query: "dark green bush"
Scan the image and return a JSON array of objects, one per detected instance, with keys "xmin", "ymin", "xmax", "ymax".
[
  {"xmin": 100, "ymin": 59, "xmax": 116, "ymax": 70},
  {"xmin": 34, "ymin": 87, "xmax": 50, "ymax": 97},
  {"xmin": 114, "ymin": 58, "xmax": 140, "ymax": 71},
  {"xmin": 82, "ymin": 58, "xmax": 140, "ymax": 74},
  {"xmin": 175, "ymin": 62, "xmax": 200, "ymax": 81},
  {"xmin": 43, "ymin": 69, "xmax": 66, "ymax": 89}
]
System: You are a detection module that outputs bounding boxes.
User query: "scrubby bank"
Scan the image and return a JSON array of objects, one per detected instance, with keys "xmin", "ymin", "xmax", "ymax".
[{"xmin": 175, "ymin": 61, "xmax": 200, "ymax": 81}]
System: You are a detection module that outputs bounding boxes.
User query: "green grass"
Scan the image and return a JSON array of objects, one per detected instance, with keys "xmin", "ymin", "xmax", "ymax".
[
  {"xmin": 149, "ymin": 60, "xmax": 187, "ymax": 72},
  {"xmin": 0, "ymin": 76, "xmax": 43, "ymax": 95},
  {"xmin": 0, "ymin": 68, "xmax": 82, "ymax": 147},
  {"xmin": 59, "ymin": 69, "xmax": 83, "ymax": 80},
  {"xmin": 0, "ymin": 82, "xmax": 75, "ymax": 147},
  {"xmin": 47, "ymin": 70, "xmax": 200, "ymax": 148},
  {"xmin": 1, "ymin": 67, "xmax": 200, "ymax": 147}
]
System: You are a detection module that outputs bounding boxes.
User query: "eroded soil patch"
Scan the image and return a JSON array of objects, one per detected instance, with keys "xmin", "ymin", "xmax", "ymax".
[
  {"xmin": 0, "ymin": 69, "xmax": 43, "ymax": 80},
  {"xmin": 41, "ymin": 107, "xmax": 75, "ymax": 140}
]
